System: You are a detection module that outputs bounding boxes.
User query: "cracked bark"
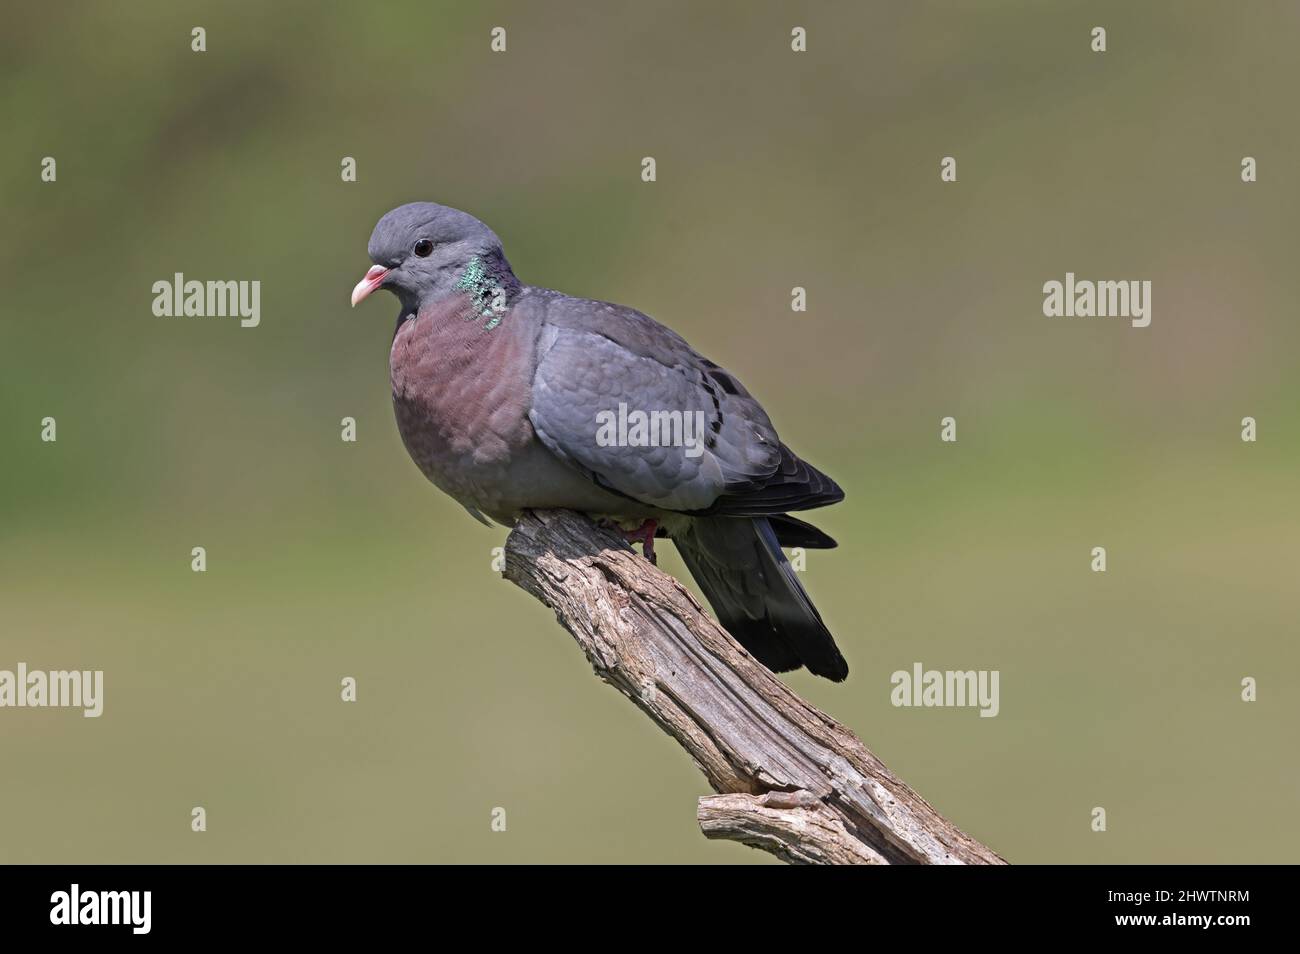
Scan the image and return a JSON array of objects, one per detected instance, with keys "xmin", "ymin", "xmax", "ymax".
[{"xmin": 503, "ymin": 509, "xmax": 1006, "ymax": 866}]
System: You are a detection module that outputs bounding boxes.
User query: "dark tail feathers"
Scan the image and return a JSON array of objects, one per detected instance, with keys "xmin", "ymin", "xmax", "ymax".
[{"xmin": 673, "ymin": 515, "xmax": 848, "ymax": 681}]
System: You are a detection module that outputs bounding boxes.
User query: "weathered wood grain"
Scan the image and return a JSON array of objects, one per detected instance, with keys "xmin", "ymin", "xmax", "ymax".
[{"xmin": 503, "ymin": 509, "xmax": 1006, "ymax": 866}]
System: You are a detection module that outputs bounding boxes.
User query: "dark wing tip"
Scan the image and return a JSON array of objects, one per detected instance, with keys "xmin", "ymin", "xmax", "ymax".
[{"xmin": 703, "ymin": 444, "xmax": 844, "ymax": 517}]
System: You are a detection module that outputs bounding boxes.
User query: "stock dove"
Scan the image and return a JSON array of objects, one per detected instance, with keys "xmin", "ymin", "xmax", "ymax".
[{"xmin": 352, "ymin": 202, "xmax": 849, "ymax": 680}]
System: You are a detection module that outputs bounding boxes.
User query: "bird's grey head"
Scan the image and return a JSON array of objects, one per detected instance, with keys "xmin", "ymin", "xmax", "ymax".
[{"xmin": 351, "ymin": 202, "xmax": 510, "ymax": 314}]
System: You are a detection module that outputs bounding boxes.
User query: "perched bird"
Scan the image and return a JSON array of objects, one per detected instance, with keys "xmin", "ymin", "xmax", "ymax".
[{"xmin": 352, "ymin": 202, "xmax": 849, "ymax": 681}]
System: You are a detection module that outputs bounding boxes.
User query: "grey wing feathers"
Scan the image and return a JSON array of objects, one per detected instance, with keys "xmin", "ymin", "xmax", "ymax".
[{"xmin": 527, "ymin": 292, "xmax": 841, "ymax": 515}]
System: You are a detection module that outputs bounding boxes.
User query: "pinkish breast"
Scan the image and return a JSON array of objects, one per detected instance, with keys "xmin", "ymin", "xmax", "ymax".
[{"xmin": 389, "ymin": 297, "xmax": 538, "ymax": 506}]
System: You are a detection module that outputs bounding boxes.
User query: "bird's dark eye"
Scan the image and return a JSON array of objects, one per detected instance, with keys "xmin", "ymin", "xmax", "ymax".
[{"xmin": 413, "ymin": 239, "xmax": 434, "ymax": 257}]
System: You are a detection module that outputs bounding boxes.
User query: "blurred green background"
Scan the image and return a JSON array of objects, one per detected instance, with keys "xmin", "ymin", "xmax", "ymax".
[{"xmin": 2, "ymin": 1, "xmax": 1297, "ymax": 864}]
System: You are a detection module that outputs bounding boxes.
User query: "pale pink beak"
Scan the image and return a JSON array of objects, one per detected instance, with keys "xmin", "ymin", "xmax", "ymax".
[{"xmin": 350, "ymin": 265, "xmax": 389, "ymax": 307}]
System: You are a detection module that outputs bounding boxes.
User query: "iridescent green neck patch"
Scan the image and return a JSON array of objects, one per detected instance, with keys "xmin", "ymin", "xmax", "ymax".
[{"xmin": 455, "ymin": 256, "xmax": 507, "ymax": 330}]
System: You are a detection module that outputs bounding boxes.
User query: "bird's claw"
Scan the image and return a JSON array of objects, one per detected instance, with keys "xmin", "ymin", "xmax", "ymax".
[{"xmin": 600, "ymin": 518, "xmax": 658, "ymax": 565}]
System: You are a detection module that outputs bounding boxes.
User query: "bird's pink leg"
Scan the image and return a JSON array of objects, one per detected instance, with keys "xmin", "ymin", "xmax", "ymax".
[
  {"xmin": 631, "ymin": 519, "xmax": 658, "ymax": 565},
  {"xmin": 601, "ymin": 518, "xmax": 658, "ymax": 564}
]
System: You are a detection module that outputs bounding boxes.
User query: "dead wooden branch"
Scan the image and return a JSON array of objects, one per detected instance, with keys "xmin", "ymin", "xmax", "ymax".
[{"xmin": 503, "ymin": 509, "xmax": 1006, "ymax": 865}]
